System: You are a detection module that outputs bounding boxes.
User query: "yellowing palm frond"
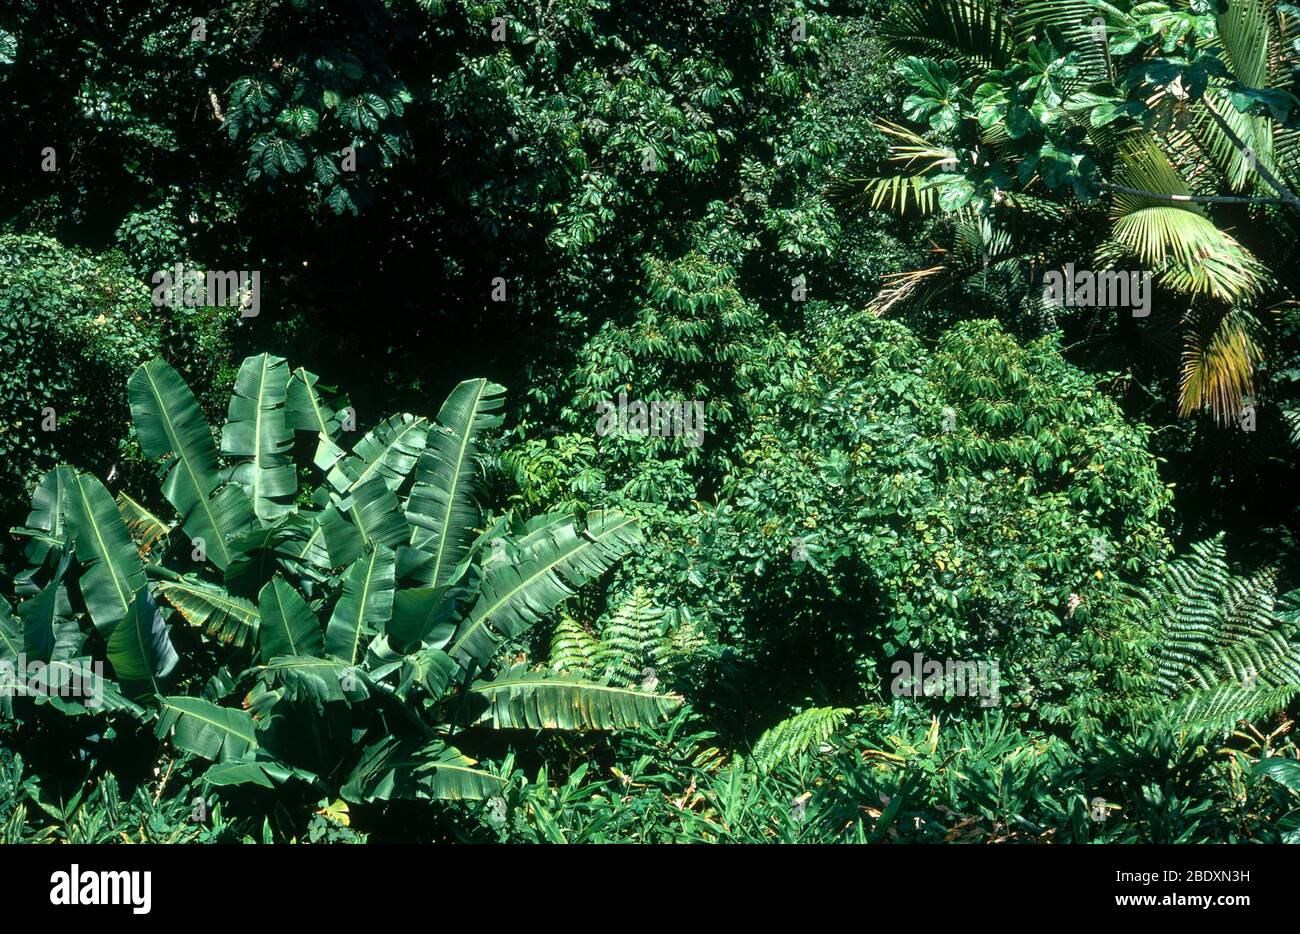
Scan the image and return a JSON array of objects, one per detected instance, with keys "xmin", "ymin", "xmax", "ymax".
[
  {"xmin": 869, "ymin": 265, "xmax": 949, "ymax": 315},
  {"xmin": 1109, "ymin": 133, "xmax": 1204, "ymax": 214},
  {"xmin": 1191, "ymin": 88, "xmax": 1277, "ymax": 192},
  {"xmin": 877, "ymin": 119, "xmax": 958, "ymax": 166},
  {"xmin": 1179, "ymin": 309, "xmax": 1263, "ymax": 423}
]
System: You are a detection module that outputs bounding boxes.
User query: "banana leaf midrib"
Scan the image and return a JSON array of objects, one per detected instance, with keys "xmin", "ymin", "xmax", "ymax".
[
  {"xmin": 294, "ymin": 367, "xmax": 333, "ymax": 438},
  {"xmin": 416, "ymin": 761, "xmax": 504, "ymax": 785},
  {"xmin": 74, "ymin": 474, "xmax": 133, "ymax": 620},
  {"xmin": 0, "ymin": 608, "xmax": 19, "ymax": 658},
  {"xmin": 262, "ymin": 657, "xmax": 342, "ymax": 669},
  {"xmin": 342, "ymin": 548, "xmax": 380, "ymax": 663},
  {"xmin": 142, "ymin": 364, "xmax": 232, "ymax": 567},
  {"xmin": 252, "ymin": 353, "xmax": 270, "ymax": 513},
  {"xmin": 131, "ymin": 600, "xmax": 155, "ymax": 692},
  {"xmin": 162, "ymin": 699, "xmax": 256, "ymax": 745},
  {"xmin": 428, "ymin": 379, "xmax": 486, "ymax": 586},
  {"xmin": 446, "ymin": 515, "xmax": 636, "ymax": 661},
  {"xmin": 470, "ymin": 676, "xmax": 672, "ymax": 699},
  {"xmin": 346, "ymin": 418, "xmax": 425, "ymax": 493},
  {"xmin": 293, "ymin": 523, "xmax": 324, "ymax": 560}
]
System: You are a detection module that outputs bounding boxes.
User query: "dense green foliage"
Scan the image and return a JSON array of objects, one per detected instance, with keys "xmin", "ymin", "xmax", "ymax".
[{"xmin": 3, "ymin": 0, "xmax": 1300, "ymax": 845}]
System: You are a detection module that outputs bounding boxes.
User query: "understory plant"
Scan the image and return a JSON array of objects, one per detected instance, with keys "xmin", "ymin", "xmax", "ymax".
[{"xmin": 0, "ymin": 352, "xmax": 681, "ymax": 807}]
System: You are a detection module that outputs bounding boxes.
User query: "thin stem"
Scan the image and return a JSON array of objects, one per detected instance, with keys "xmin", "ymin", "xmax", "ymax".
[
  {"xmin": 1199, "ymin": 93, "xmax": 1300, "ymax": 210},
  {"xmin": 1098, "ymin": 182, "xmax": 1292, "ymax": 205}
]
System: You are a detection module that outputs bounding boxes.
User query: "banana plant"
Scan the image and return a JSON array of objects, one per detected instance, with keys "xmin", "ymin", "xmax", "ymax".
[{"xmin": 4, "ymin": 353, "xmax": 681, "ymax": 802}]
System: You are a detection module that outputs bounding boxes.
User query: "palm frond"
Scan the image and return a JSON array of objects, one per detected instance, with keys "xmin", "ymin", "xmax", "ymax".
[
  {"xmin": 1179, "ymin": 308, "xmax": 1263, "ymax": 423},
  {"xmin": 879, "ymin": 0, "xmax": 1015, "ymax": 68}
]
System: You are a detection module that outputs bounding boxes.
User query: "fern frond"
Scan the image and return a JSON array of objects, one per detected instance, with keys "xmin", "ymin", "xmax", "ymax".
[
  {"xmin": 1171, "ymin": 683, "xmax": 1300, "ymax": 732},
  {"xmin": 596, "ymin": 587, "xmax": 670, "ymax": 687},
  {"xmin": 548, "ymin": 614, "xmax": 600, "ymax": 678},
  {"xmin": 751, "ymin": 706, "xmax": 852, "ymax": 773},
  {"xmin": 1147, "ymin": 538, "xmax": 1300, "ymax": 730}
]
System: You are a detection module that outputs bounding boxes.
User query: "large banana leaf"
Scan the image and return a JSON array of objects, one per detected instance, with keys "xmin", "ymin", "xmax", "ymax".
[
  {"xmin": 128, "ymin": 359, "xmax": 253, "ymax": 569},
  {"xmin": 17, "ymin": 570, "xmax": 73, "ymax": 663},
  {"xmin": 10, "ymin": 466, "xmax": 75, "ymax": 562},
  {"xmin": 203, "ymin": 756, "xmax": 323, "ymax": 790},
  {"xmin": 461, "ymin": 664, "xmax": 682, "ymax": 730},
  {"xmin": 319, "ymin": 413, "xmax": 429, "ymax": 495},
  {"xmin": 221, "ymin": 353, "xmax": 296, "ymax": 521},
  {"xmin": 317, "ymin": 503, "xmax": 364, "ymax": 568},
  {"xmin": 66, "ymin": 471, "xmax": 145, "ymax": 635},
  {"xmin": 0, "ymin": 598, "xmax": 19, "ymax": 663},
  {"xmin": 509, "ymin": 512, "xmax": 574, "ymax": 555},
  {"xmin": 221, "ymin": 524, "xmax": 289, "ymax": 596},
  {"xmin": 343, "ymin": 476, "xmax": 409, "ymax": 550},
  {"xmin": 340, "ymin": 735, "xmax": 506, "ymax": 802},
  {"xmin": 325, "ymin": 545, "xmax": 396, "ymax": 663},
  {"xmin": 116, "ymin": 492, "xmax": 173, "ymax": 554},
  {"xmin": 155, "ymin": 695, "xmax": 258, "ymax": 761},
  {"xmin": 106, "ymin": 588, "xmax": 178, "ymax": 697},
  {"xmin": 386, "ymin": 584, "xmax": 457, "ymax": 650},
  {"xmin": 276, "ymin": 513, "xmax": 333, "ymax": 581},
  {"xmin": 386, "ymin": 644, "xmax": 459, "ymax": 700},
  {"xmin": 259, "ymin": 656, "xmax": 353, "ymax": 708},
  {"xmin": 286, "ymin": 366, "xmax": 350, "ymax": 439},
  {"xmin": 158, "ymin": 577, "xmax": 259, "ymax": 648},
  {"xmin": 407, "ymin": 379, "xmax": 505, "ymax": 583},
  {"xmin": 258, "ymin": 575, "xmax": 325, "ymax": 658},
  {"xmin": 33, "ymin": 661, "xmax": 146, "ymax": 719},
  {"xmin": 0, "ymin": 590, "xmax": 80, "ymax": 710},
  {"xmin": 0, "ymin": 601, "xmax": 13, "ymax": 717},
  {"xmin": 446, "ymin": 511, "xmax": 642, "ymax": 669}
]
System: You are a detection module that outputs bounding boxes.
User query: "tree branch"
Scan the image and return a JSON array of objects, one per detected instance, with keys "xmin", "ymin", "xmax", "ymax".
[
  {"xmin": 1098, "ymin": 182, "xmax": 1292, "ymax": 205},
  {"xmin": 1199, "ymin": 93, "xmax": 1300, "ymax": 210}
]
